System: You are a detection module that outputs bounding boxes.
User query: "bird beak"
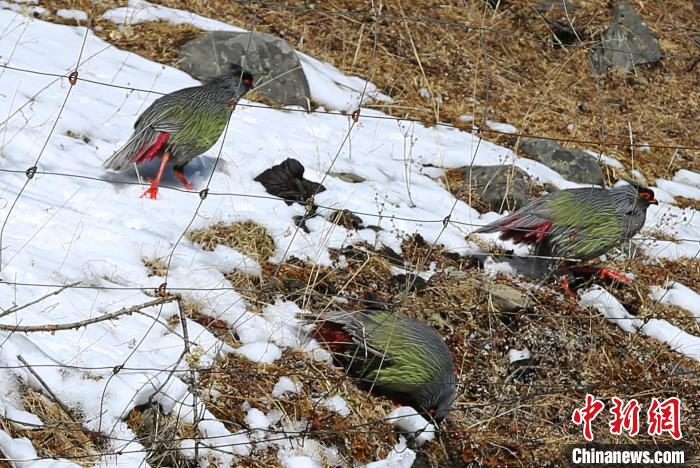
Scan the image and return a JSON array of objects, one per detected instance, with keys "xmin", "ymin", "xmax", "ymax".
[{"xmin": 650, "ymin": 199, "xmax": 658, "ymax": 205}]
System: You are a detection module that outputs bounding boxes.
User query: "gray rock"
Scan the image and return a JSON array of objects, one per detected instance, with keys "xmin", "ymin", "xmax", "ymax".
[
  {"xmin": 450, "ymin": 165, "xmax": 532, "ymax": 213},
  {"xmin": 519, "ymin": 138, "xmax": 605, "ymax": 185},
  {"xmin": 591, "ymin": 0, "xmax": 663, "ymax": 74},
  {"xmin": 177, "ymin": 31, "xmax": 312, "ymax": 108},
  {"xmin": 487, "ymin": 282, "xmax": 530, "ymax": 312}
]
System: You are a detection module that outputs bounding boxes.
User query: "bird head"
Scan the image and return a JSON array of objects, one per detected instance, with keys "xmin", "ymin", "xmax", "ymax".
[
  {"xmin": 208, "ymin": 63, "xmax": 255, "ymax": 96},
  {"xmin": 620, "ymin": 178, "xmax": 658, "ymax": 206},
  {"xmin": 610, "ymin": 179, "xmax": 658, "ymax": 213},
  {"xmin": 416, "ymin": 370, "xmax": 457, "ymax": 423}
]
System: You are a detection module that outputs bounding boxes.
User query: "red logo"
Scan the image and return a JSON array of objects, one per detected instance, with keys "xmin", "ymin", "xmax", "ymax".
[
  {"xmin": 572, "ymin": 396, "xmax": 682, "ymax": 441},
  {"xmin": 572, "ymin": 394, "xmax": 605, "ymax": 441},
  {"xmin": 609, "ymin": 397, "xmax": 641, "ymax": 436},
  {"xmin": 647, "ymin": 397, "xmax": 682, "ymax": 440}
]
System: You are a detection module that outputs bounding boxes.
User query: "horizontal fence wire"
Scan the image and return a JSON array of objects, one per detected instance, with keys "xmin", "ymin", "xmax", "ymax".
[{"xmin": 2, "ymin": 62, "xmax": 700, "ymax": 152}]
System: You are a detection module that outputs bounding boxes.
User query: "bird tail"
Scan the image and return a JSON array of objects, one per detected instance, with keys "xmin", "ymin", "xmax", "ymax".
[
  {"xmin": 472, "ymin": 214, "xmax": 518, "ymax": 234},
  {"xmin": 103, "ymin": 128, "xmax": 167, "ymax": 172}
]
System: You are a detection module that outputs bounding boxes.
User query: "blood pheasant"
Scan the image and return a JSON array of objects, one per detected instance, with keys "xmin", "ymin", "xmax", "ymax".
[
  {"xmin": 473, "ymin": 181, "xmax": 657, "ymax": 281},
  {"xmin": 309, "ymin": 309, "xmax": 457, "ymax": 422},
  {"xmin": 104, "ymin": 64, "xmax": 254, "ymax": 199}
]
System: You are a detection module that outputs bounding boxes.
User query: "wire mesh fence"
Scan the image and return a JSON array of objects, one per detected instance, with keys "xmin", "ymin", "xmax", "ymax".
[{"xmin": 0, "ymin": 0, "xmax": 699, "ymax": 466}]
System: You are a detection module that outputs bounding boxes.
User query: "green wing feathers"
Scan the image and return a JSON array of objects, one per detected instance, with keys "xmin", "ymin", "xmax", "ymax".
[
  {"xmin": 357, "ymin": 311, "xmax": 445, "ymax": 389},
  {"xmin": 546, "ymin": 190, "xmax": 623, "ymax": 259},
  {"xmin": 164, "ymin": 106, "xmax": 229, "ymax": 150}
]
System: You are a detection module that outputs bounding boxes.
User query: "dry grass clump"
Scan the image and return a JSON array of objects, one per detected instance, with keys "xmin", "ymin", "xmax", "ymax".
[
  {"xmin": 125, "ymin": 402, "xmax": 195, "ymax": 468},
  {"xmin": 197, "ymin": 350, "xmax": 398, "ymax": 466},
  {"xmin": 0, "ymin": 386, "xmax": 101, "ymax": 466},
  {"xmin": 187, "ymin": 220, "xmax": 275, "ymax": 262},
  {"xmin": 675, "ymin": 197, "xmax": 700, "ymax": 211},
  {"xmin": 143, "ymin": 256, "xmax": 169, "ymax": 277}
]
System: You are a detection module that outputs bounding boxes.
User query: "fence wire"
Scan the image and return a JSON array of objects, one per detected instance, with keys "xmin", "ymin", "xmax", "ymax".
[{"xmin": 0, "ymin": 0, "xmax": 699, "ymax": 466}]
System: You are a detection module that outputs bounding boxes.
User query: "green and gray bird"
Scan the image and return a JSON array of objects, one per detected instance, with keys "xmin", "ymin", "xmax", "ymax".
[
  {"xmin": 309, "ymin": 309, "xmax": 457, "ymax": 422},
  {"xmin": 473, "ymin": 181, "xmax": 658, "ymax": 281},
  {"xmin": 104, "ymin": 64, "xmax": 254, "ymax": 199}
]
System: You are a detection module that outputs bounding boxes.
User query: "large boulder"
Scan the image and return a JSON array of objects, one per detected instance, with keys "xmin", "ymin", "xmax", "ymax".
[
  {"xmin": 519, "ymin": 138, "xmax": 605, "ymax": 185},
  {"xmin": 177, "ymin": 31, "xmax": 312, "ymax": 108},
  {"xmin": 591, "ymin": 0, "xmax": 663, "ymax": 74}
]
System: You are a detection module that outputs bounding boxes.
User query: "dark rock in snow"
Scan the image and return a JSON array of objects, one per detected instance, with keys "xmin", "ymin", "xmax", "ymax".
[
  {"xmin": 254, "ymin": 158, "xmax": 325, "ymax": 204},
  {"xmin": 178, "ymin": 31, "xmax": 312, "ymax": 108},
  {"xmin": 449, "ymin": 165, "xmax": 532, "ymax": 213},
  {"xmin": 591, "ymin": 0, "xmax": 663, "ymax": 74},
  {"xmin": 520, "ymin": 138, "xmax": 605, "ymax": 185}
]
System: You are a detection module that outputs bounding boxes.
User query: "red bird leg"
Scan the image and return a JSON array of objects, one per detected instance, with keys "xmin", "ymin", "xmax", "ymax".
[
  {"xmin": 560, "ymin": 277, "xmax": 576, "ymax": 298},
  {"xmin": 141, "ymin": 152, "xmax": 170, "ymax": 199},
  {"xmin": 174, "ymin": 168, "xmax": 194, "ymax": 190},
  {"xmin": 598, "ymin": 268, "xmax": 630, "ymax": 283},
  {"xmin": 569, "ymin": 266, "xmax": 630, "ymax": 283}
]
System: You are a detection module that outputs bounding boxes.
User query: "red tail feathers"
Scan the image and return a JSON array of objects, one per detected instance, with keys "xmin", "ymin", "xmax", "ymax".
[
  {"xmin": 133, "ymin": 132, "xmax": 170, "ymax": 164},
  {"xmin": 314, "ymin": 322, "xmax": 352, "ymax": 352},
  {"xmin": 500, "ymin": 219, "xmax": 553, "ymax": 245}
]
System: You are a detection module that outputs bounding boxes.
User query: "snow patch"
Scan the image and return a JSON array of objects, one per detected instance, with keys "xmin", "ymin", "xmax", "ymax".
[
  {"xmin": 649, "ymin": 282, "xmax": 700, "ymax": 322},
  {"xmin": 365, "ymin": 437, "xmax": 416, "ymax": 468},
  {"xmin": 386, "ymin": 406, "xmax": 436, "ymax": 446},
  {"xmin": 579, "ymin": 287, "xmax": 700, "ymax": 361},
  {"xmin": 508, "ymin": 348, "xmax": 531, "ymax": 363},
  {"xmin": 272, "ymin": 376, "xmax": 301, "ymax": 398}
]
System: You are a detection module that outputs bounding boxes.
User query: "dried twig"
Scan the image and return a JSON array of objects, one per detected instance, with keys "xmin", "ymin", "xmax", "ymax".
[
  {"xmin": 0, "ymin": 282, "xmax": 80, "ymax": 319},
  {"xmin": 0, "ymin": 295, "xmax": 179, "ymax": 333}
]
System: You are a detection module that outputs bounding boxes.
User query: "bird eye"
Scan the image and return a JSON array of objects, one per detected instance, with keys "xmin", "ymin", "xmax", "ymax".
[
  {"xmin": 640, "ymin": 191, "xmax": 651, "ymax": 200},
  {"xmin": 243, "ymin": 77, "xmax": 253, "ymax": 86}
]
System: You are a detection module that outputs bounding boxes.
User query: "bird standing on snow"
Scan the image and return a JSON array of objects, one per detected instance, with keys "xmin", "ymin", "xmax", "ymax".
[
  {"xmin": 104, "ymin": 64, "xmax": 254, "ymax": 199},
  {"xmin": 473, "ymin": 181, "xmax": 658, "ymax": 281},
  {"xmin": 309, "ymin": 309, "xmax": 457, "ymax": 422}
]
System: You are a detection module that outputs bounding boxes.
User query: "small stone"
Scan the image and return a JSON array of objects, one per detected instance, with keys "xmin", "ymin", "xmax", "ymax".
[
  {"xmin": 591, "ymin": 0, "xmax": 663, "ymax": 74},
  {"xmin": 329, "ymin": 171, "xmax": 365, "ymax": 183},
  {"xmin": 487, "ymin": 283, "xmax": 529, "ymax": 312}
]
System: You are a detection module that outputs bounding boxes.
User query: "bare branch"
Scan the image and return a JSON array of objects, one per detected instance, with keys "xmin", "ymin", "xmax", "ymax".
[{"xmin": 0, "ymin": 295, "xmax": 179, "ymax": 333}]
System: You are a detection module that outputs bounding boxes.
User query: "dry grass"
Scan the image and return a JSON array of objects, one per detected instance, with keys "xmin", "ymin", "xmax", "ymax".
[
  {"xmin": 143, "ymin": 256, "xmax": 169, "ymax": 276},
  {"xmin": 125, "ymin": 403, "xmax": 196, "ymax": 468},
  {"xmin": 0, "ymin": 386, "xmax": 101, "ymax": 466},
  {"xmin": 197, "ymin": 350, "xmax": 398, "ymax": 466},
  {"xmin": 187, "ymin": 220, "xmax": 275, "ymax": 262},
  {"xmin": 676, "ymin": 196, "xmax": 700, "ymax": 211}
]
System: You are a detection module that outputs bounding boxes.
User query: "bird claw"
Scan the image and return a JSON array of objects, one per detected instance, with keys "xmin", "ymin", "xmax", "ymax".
[
  {"xmin": 559, "ymin": 277, "xmax": 577, "ymax": 298},
  {"xmin": 598, "ymin": 268, "xmax": 630, "ymax": 283},
  {"xmin": 141, "ymin": 182, "xmax": 159, "ymax": 200}
]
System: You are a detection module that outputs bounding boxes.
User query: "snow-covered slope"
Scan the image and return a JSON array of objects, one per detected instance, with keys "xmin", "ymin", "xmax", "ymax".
[{"xmin": 1, "ymin": 4, "xmax": 699, "ymax": 466}]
